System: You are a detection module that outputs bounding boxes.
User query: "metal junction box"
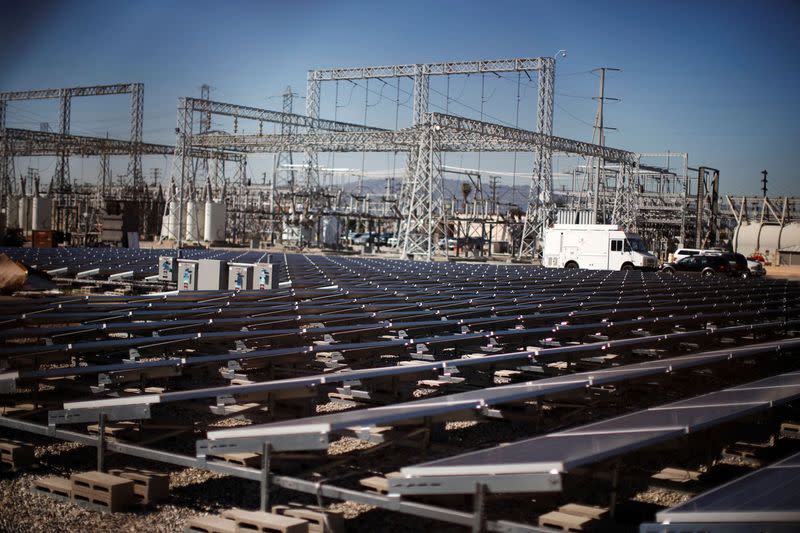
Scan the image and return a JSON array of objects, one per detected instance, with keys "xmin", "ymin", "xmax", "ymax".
[
  {"xmin": 158, "ymin": 255, "xmax": 178, "ymax": 282},
  {"xmin": 177, "ymin": 259, "xmax": 199, "ymax": 291},
  {"xmin": 228, "ymin": 263, "xmax": 254, "ymax": 290},
  {"xmin": 198, "ymin": 259, "xmax": 228, "ymax": 290},
  {"xmin": 253, "ymin": 262, "xmax": 277, "ymax": 290}
]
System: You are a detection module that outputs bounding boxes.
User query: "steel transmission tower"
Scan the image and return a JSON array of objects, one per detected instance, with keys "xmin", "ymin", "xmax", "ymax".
[
  {"xmin": 517, "ymin": 56, "xmax": 558, "ymax": 260},
  {"xmin": 305, "ymin": 56, "xmax": 556, "ymax": 260},
  {"xmin": 399, "ymin": 124, "xmax": 444, "ymax": 260},
  {"xmin": 126, "ymin": 83, "xmax": 144, "ymax": 196},
  {"xmin": 610, "ymin": 161, "xmax": 641, "ymax": 231},
  {"xmin": 275, "ymin": 86, "xmax": 298, "ymax": 191}
]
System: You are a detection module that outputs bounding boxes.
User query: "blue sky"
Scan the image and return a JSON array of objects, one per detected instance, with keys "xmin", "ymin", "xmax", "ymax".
[{"xmin": 1, "ymin": 0, "xmax": 798, "ymax": 196}]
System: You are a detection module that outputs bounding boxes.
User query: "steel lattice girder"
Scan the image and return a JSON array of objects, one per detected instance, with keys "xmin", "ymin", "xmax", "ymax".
[
  {"xmin": 188, "ymin": 112, "xmax": 637, "ymax": 163},
  {"xmin": 0, "ymin": 83, "xmax": 141, "ymax": 101},
  {"xmin": 308, "ymin": 57, "xmax": 550, "ymax": 81},
  {"xmin": 3, "ymin": 127, "xmax": 243, "ymax": 161},
  {"xmin": 183, "ymin": 97, "xmax": 386, "ymax": 133}
]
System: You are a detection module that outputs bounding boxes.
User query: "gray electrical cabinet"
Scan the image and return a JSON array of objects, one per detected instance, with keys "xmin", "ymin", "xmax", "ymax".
[
  {"xmin": 177, "ymin": 259, "xmax": 199, "ymax": 291},
  {"xmin": 227, "ymin": 263, "xmax": 254, "ymax": 290},
  {"xmin": 198, "ymin": 259, "xmax": 228, "ymax": 290},
  {"xmin": 253, "ymin": 262, "xmax": 277, "ymax": 290},
  {"xmin": 158, "ymin": 255, "xmax": 178, "ymax": 282}
]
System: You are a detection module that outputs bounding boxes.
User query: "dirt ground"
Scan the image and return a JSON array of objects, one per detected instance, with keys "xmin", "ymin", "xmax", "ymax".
[{"xmin": 766, "ymin": 265, "xmax": 800, "ymax": 280}]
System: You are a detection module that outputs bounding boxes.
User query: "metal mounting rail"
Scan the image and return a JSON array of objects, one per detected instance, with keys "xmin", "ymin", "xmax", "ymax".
[
  {"xmin": 0, "ymin": 415, "xmax": 548, "ymax": 533},
  {"xmin": 198, "ymin": 335, "xmax": 800, "ymax": 456}
]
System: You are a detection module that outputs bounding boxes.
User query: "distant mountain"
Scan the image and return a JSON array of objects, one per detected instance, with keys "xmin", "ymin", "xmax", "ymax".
[{"xmin": 341, "ymin": 177, "xmax": 532, "ymax": 210}]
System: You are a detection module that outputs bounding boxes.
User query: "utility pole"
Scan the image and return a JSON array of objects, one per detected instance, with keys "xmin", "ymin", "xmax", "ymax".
[
  {"xmin": 761, "ymin": 170, "xmax": 768, "ymax": 197},
  {"xmin": 591, "ymin": 67, "xmax": 620, "ymax": 222}
]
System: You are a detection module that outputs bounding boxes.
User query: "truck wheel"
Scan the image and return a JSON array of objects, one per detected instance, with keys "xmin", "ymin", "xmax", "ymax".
[
  {"xmin": 621, "ymin": 263, "xmax": 634, "ymax": 271},
  {"xmin": 564, "ymin": 261, "xmax": 579, "ymax": 269},
  {"xmin": 701, "ymin": 268, "xmax": 715, "ymax": 277},
  {"xmin": 661, "ymin": 266, "xmax": 675, "ymax": 275},
  {"xmin": 740, "ymin": 271, "xmax": 750, "ymax": 279}
]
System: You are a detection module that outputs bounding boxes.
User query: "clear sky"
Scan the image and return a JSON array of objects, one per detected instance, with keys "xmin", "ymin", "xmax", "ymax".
[{"xmin": 1, "ymin": 0, "xmax": 798, "ymax": 196}]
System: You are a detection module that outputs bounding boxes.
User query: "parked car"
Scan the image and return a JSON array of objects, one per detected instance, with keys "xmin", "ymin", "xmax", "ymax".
[
  {"xmin": 344, "ymin": 231, "xmax": 365, "ymax": 244},
  {"xmin": 377, "ymin": 232, "xmax": 394, "ymax": 246},
  {"xmin": 354, "ymin": 232, "xmax": 379, "ymax": 245},
  {"xmin": 438, "ymin": 238, "xmax": 457, "ymax": 250},
  {"xmin": 747, "ymin": 258, "xmax": 767, "ymax": 277},
  {"xmin": 660, "ymin": 255, "xmax": 731, "ymax": 277},
  {"xmin": 386, "ymin": 236, "xmax": 399, "ymax": 248},
  {"xmin": 720, "ymin": 252, "xmax": 749, "ymax": 278},
  {"xmin": 671, "ymin": 248, "xmax": 703, "ymax": 262}
]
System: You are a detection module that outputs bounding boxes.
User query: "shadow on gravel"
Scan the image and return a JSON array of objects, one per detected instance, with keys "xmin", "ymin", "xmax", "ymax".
[{"xmin": 170, "ymin": 475, "xmax": 262, "ymax": 511}]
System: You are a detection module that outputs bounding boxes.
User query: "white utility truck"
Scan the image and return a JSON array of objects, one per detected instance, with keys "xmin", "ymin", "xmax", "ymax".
[{"xmin": 542, "ymin": 224, "xmax": 657, "ymax": 270}]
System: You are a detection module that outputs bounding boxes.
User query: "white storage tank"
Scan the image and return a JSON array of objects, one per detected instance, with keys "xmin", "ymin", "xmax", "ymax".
[
  {"xmin": 5, "ymin": 196, "xmax": 19, "ymax": 229},
  {"xmin": 167, "ymin": 200, "xmax": 179, "ymax": 240},
  {"xmin": 185, "ymin": 198, "xmax": 201, "ymax": 242},
  {"xmin": 160, "ymin": 211, "xmax": 171, "ymax": 240},
  {"xmin": 321, "ymin": 216, "xmax": 341, "ymax": 247},
  {"xmin": 18, "ymin": 196, "xmax": 31, "ymax": 231},
  {"xmin": 203, "ymin": 201, "xmax": 226, "ymax": 243},
  {"xmin": 31, "ymin": 196, "xmax": 52, "ymax": 231},
  {"xmin": 782, "ymin": 223, "xmax": 800, "ymax": 249},
  {"xmin": 734, "ymin": 221, "xmax": 800, "ymax": 263}
]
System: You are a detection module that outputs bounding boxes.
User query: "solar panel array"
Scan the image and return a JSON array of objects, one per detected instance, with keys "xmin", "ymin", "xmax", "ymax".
[
  {"xmin": 0, "ymin": 246, "xmax": 272, "ymax": 280},
  {"xmin": 392, "ymin": 368, "xmax": 800, "ymax": 493},
  {"xmin": 0, "ymin": 253, "xmax": 799, "ymax": 531}
]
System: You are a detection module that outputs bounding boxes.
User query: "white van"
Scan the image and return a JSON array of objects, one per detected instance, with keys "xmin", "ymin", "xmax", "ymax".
[{"xmin": 543, "ymin": 224, "xmax": 657, "ymax": 271}]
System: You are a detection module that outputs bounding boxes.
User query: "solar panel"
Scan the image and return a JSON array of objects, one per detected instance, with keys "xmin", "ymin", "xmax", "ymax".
[
  {"xmin": 390, "ymin": 366, "xmax": 800, "ymax": 494},
  {"xmin": 652, "ymin": 451, "xmax": 800, "ymax": 525},
  {"xmin": 195, "ymin": 337, "xmax": 800, "ymax": 459}
]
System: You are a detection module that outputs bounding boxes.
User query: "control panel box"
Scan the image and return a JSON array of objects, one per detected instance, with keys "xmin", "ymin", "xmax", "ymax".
[
  {"xmin": 228, "ymin": 263, "xmax": 254, "ymax": 290},
  {"xmin": 198, "ymin": 259, "xmax": 228, "ymax": 290},
  {"xmin": 176, "ymin": 259, "xmax": 199, "ymax": 291},
  {"xmin": 253, "ymin": 262, "xmax": 277, "ymax": 290},
  {"xmin": 158, "ymin": 255, "xmax": 178, "ymax": 282}
]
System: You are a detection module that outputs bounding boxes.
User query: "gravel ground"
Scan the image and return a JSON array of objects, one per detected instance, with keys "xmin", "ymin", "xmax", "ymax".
[{"xmin": 3, "ymin": 366, "xmax": 797, "ymax": 532}]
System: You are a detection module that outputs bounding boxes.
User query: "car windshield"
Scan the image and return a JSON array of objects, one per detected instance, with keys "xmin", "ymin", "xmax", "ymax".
[{"xmin": 625, "ymin": 238, "xmax": 647, "ymax": 253}]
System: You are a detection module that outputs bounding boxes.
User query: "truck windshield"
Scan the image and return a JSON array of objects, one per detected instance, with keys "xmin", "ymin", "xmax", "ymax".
[{"xmin": 625, "ymin": 238, "xmax": 647, "ymax": 252}]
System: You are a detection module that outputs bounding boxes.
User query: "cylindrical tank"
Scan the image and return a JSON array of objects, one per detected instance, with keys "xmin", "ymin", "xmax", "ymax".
[
  {"xmin": 31, "ymin": 196, "xmax": 52, "ymax": 231},
  {"xmin": 160, "ymin": 212, "xmax": 171, "ymax": 240},
  {"xmin": 320, "ymin": 216, "xmax": 341, "ymax": 247},
  {"xmin": 734, "ymin": 222, "xmax": 763, "ymax": 256},
  {"xmin": 203, "ymin": 201, "xmax": 226, "ymax": 242},
  {"xmin": 6, "ymin": 196, "xmax": 19, "ymax": 229},
  {"xmin": 780, "ymin": 223, "xmax": 800, "ymax": 249},
  {"xmin": 759, "ymin": 224, "xmax": 783, "ymax": 256},
  {"xmin": 167, "ymin": 200, "xmax": 179, "ymax": 240},
  {"xmin": 185, "ymin": 199, "xmax": 200, "ymax": 242},
  {"xmin": 197, "ymin": 201, "xmax": 206, "ymax": 241},
  {"xmin": 734, "ymin": 221, "xmax": 800, "ymax": 263},
  {"xmin": 18, "ymin": 196, "xmax": 31, "ymax": 231}
]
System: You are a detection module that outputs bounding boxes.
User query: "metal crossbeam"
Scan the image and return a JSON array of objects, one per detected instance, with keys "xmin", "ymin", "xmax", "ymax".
[
  {"xmin": 426, "ymin": 114, "xmax": 637, "ymax": 163},
  {"xmin": 189, "ymin": 113, "xmax": 635, "ymax": 161},
  {"xmin": 184, "ymin": 97, "xmax": 386, "ymax": 133},
  {"xmin": 4, "ymin": 127, "xmax": 243, "ymax": 160},
  {"xmin": 0, "ymin": 83, "xmax": 139, "ymax": 101},
  {"xmin": 309, "ymin": 57, "xmax": 549, "ymax": 81}
]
